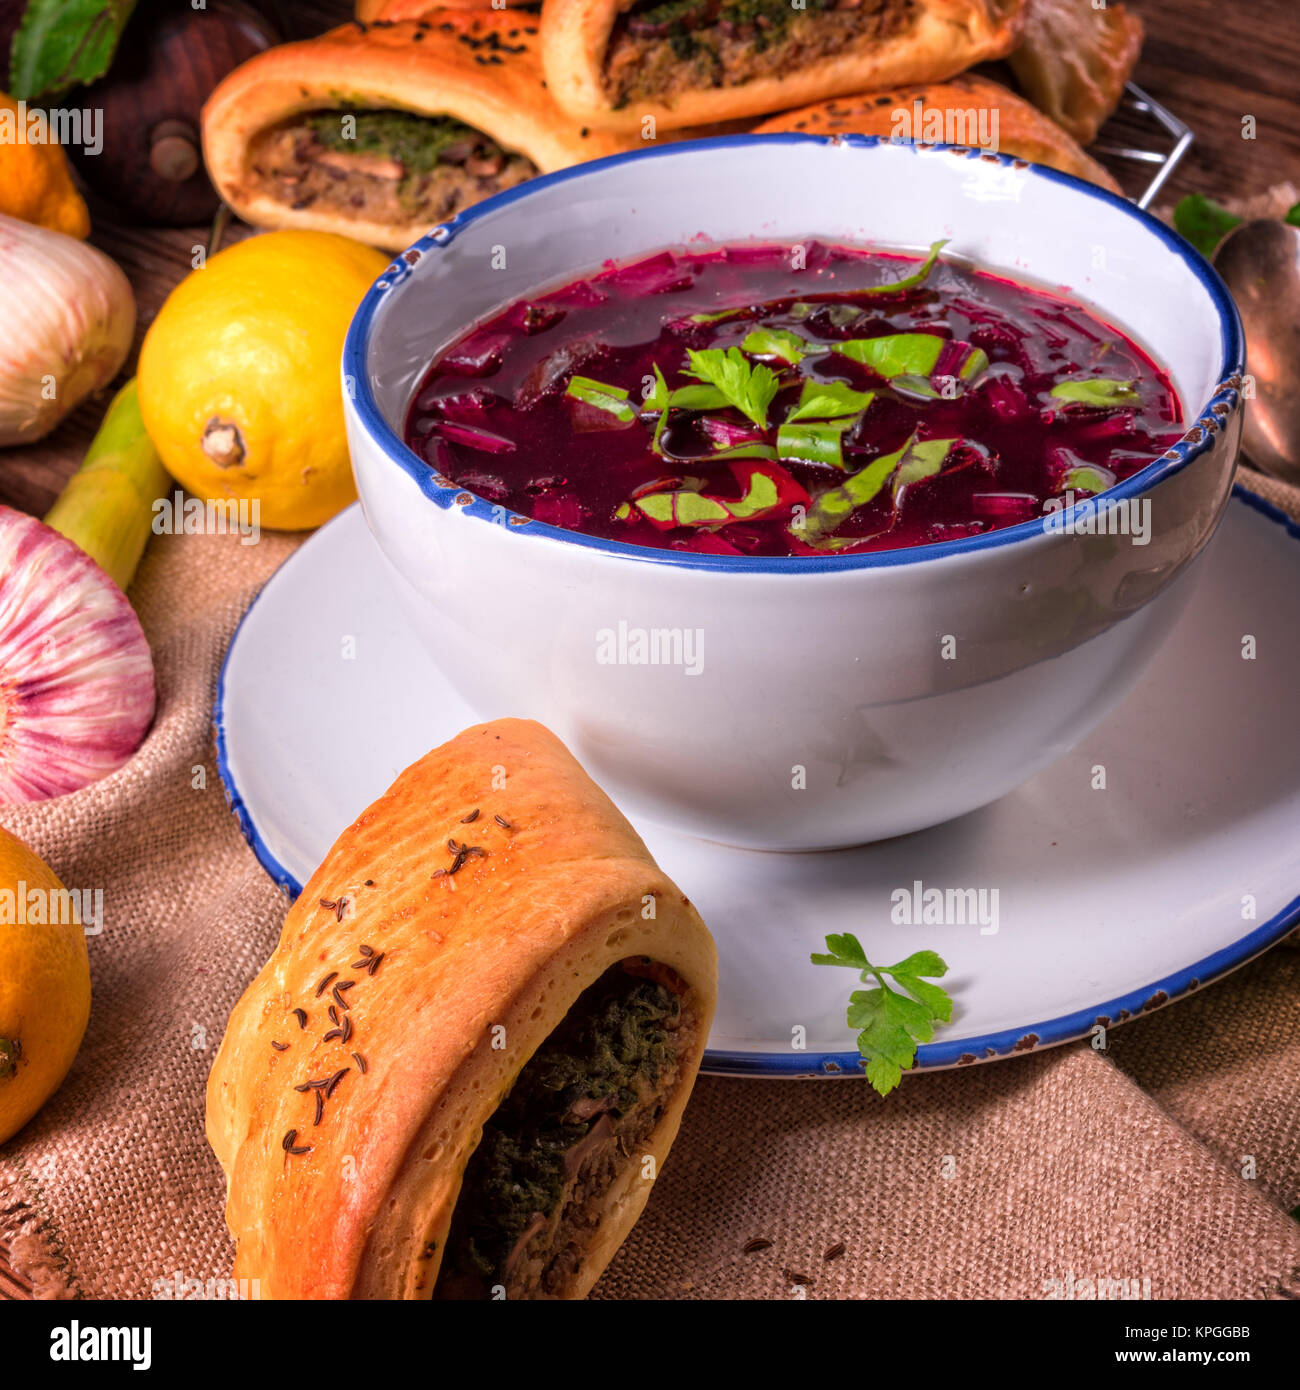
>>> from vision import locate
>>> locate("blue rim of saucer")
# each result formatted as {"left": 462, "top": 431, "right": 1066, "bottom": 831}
{"left": 342, "top": 133, "right": 1245, "bottom": 574}
{"left": 213, "top": 486, "right": 1300, "bottom": 1079}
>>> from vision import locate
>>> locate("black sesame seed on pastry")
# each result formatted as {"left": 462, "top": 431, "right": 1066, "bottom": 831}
{"left": 755, "top": 72, "right": 1121, "bottom": 191}
{"left": 540, "top": 0, "right": 1027, "bottom": 133}
{"left": 201, "top": 13, "right": 637, "bottom": 251}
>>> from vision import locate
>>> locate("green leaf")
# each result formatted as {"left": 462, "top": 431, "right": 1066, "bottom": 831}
{"left": 1173, "top": 193, "right": 1242, "bottom": 258}
{"left": 646, "top": 364, "right": 671, "bottom": 454}
{"left": 637, "top": 491, "right": 731, "bottom": 526}
{"left": 790, "top": 301, "right": 863, "bottom": 329}
{"left": 565, "top": 374, "right": 637, "bottom": 423}
{"left": 890, "top": 974, "right": 954, "bottom": 1021}
{"left": 883, "top": 950, "right": 949, "bottom": 979}
{"left": 890, "top": 373, "right": 944, "bottom": 400}
{"left": 688, "top": 306, "right": 749, "bottom": 325}
{"left": 892, "top": 438, "right": 954, "bottom": 497}
{"left": 1062, "top": 463, "right": 1116, "bottom": 494}
{"left": 1286, "top": 202, "right": 1300, "bottom": 229}
{"left": 959, "top": 346, "right": 989, "bottom": 382}
{"left": 799, "top": 435, "right": 955, "bottom": 544}
{"left": 785, "top": 380, "right": 875, "bottom": 423}
{"left": 1050, "top": 377, "right": 1139, "bottom": 408}
{"left": 707, "top": 442, "right": 777, "bottom": 462}
{"left": 833, "top": 333, "right": 944, "bottom": 380}
{"left": 811, "top": 934, "right": 954, "bottom": 1096}
{"left": 741, "top": 327, "right": 808, "bottom": 363}
{"left": 686, "top": 347, "right": 780, "bottom": 429}
{"left": 854, "top": 239, "right": 948, "bottom": 296}
{"left": 10, "top": 0, "right": 136, "bottom": 101}
{"left": 669, "top": 384, "right": 728, "bottom": 410}
{"left": 631, "top": 465, "right": 785, "bottom": 528}
{"left": 776, "top": 418, "right": 852, "bottom": 469}
{"left": 727, "top": 468, "right": 781, "bottom": 519}
{"left": 810, "top": 931, "right": 869, "bottom": 970}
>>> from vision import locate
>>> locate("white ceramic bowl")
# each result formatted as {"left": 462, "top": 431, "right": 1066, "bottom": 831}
{"left": 343, "top": 136, "right": 1244, "bottom": 851}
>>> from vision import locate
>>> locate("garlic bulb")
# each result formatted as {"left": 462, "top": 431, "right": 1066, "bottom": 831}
{"left": 0, "top": 213, "right": 135, "bottom": 446}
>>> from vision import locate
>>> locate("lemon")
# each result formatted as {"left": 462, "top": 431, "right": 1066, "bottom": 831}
{"left": 0, "top": 826, "right": 90, "bottom": 1145}
{"left": 138, "top": 230, "right": 389, "bottom": 531}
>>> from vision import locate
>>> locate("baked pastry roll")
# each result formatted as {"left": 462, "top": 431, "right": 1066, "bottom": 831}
{"left": 201, "top": 14, "right": 634, "bottom": 251}
{"left": 755, "top": 72, "right": 1120, "bottom": 191}
{"left": 539, "top": 0, "right": 1026, "bottom": 133}
{"left": 207, "top": 719, "right": 717, "bottom": 1300}
{"left": 1006, "top": 0, "right": 1142, "bottom": 145}
{"left": 357, "top": 0, "right": 505, "bottom": 17}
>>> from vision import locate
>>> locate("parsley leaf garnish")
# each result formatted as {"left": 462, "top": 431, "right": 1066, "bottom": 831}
{"left": 811, "top": 932, "right": 953, "bottom": 1095}
{"left": 685, "top": 347, "right": 780, "bottom": 429}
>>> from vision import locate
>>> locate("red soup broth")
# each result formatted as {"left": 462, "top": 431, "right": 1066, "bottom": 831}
{"left": 403, "top": 241, "right": 1184, "bottom": 558}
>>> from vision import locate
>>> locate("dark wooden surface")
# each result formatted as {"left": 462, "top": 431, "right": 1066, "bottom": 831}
{"left": 4, "top": 0, "right": 1298, "bottom": 517}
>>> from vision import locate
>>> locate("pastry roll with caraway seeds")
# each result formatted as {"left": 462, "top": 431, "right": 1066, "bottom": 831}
{"left": 539, "top": 0, "right": 1026, "bottom": 133}
{"left": 201, "top": 14, "right": 635, "bottom": 251}
{"left": 207, "top": 719, "right": 717, "bottom": 1299}
{"left": 754, "top": 73, "right": 1121, "bottom": 191}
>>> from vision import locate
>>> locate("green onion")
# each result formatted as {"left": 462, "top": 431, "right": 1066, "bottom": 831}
{"left": 833, "top": 333, "right": 944, "bottom": 380}
{"left": 1049, "top": 378, "right": 1139, "bottom": 408}
{"left": 565, "top": 374, "right": 637, "bottom": 423}
{"left": 785, "top": 380, "right": 875, "bottom": 422}
{"left": 777, "top": 419, "right": 852, "bottom": 469}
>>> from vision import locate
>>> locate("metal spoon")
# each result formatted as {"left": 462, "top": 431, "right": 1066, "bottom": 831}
{"left": 1212, "top": 219, "right": 1300, "bottom": 485}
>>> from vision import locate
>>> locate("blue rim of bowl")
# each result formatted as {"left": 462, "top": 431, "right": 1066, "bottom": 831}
{"left": 214, "top": 485, "right": 1300, "bottom": 1079}
{"left": 342, "top": 132, "right": 1245, "bottom": 574}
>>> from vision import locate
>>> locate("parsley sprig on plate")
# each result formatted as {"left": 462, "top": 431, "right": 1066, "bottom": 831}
{"left": 811, "top": 933, "right": 953, "bottom": 1095}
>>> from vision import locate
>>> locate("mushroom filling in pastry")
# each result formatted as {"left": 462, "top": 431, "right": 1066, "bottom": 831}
{"left": 247, "top": 108, "right": 538, "bottom": 224}
{"left": 434, "top": 960, "right": 699, "bottom": 1299}
{"left": 605, "top": 0, "right": 919, "bottom": 107}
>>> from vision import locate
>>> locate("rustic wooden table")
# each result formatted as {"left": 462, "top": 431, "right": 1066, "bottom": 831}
{"left": 0, "top": 0, "right": 1297, "bottom": 1301}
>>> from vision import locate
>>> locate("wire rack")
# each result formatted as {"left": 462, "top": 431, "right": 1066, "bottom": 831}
{"left": 1091, "top": 81, "right": 1194, "bottom": 210}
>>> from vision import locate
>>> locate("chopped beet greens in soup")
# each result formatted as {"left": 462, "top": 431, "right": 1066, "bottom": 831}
{"left": 405, "top": 240, "right": 1183, "bottom": 557}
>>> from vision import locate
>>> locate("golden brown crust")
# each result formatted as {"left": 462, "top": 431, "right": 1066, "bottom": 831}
{"left": 755, "top": 72, "right": 1120, "bottom": 191}
{"left": 357, "top": 0, "right": 499, "bottom": 17}
{"left": 201, "top": 15, "right": 635, "bottom": 251}
{"left": 1007, "top": 0, "right": 1142, "bottom": 145}
{"left": 207, "top": 719, "right": 717, "bottom": 1300}
{"left": 539, "top": 0, "right": 1025, "bottom": 132}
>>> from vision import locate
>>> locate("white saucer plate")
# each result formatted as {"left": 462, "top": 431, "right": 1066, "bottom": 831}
{"left": 216, "top": 489, "right": 1300, "bottom": 1077}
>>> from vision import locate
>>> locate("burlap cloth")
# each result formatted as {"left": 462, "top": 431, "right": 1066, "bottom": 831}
{"left": 1, "top": 467, "right": 1298, "bottom": 1302}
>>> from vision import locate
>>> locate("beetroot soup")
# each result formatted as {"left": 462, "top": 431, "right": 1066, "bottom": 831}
{"left": 404, "top": 241, "right": 1183, "bottom": 557}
